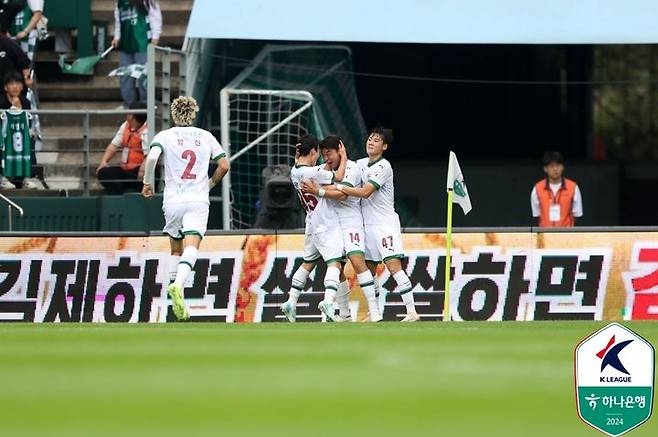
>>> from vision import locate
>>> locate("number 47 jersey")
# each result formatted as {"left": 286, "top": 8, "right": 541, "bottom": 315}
{"left": 150, "top": 126, "right": 226, "bottom": 206}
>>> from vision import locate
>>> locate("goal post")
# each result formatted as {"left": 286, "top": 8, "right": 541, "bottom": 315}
{"left": 220, "top": 88, "right": 319, "bottom": 230}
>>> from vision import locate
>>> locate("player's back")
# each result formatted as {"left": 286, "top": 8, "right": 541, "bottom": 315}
{"left": 152, "top": 126, "right": 225, "bottom": 206}
{"left": 290, "top": 164, "right": 338, "bottom": 234}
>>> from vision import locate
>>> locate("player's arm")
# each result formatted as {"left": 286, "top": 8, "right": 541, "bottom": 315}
{"left": 142, "top": 145, "right": 163, "bottom": 198}
{"left": 332, "top": 141, "right": 348, "bottom": 182}
{"left": 301, "top": 180, "right": 347, "bottom": 201}
{"left": 336, "top": 181, "right": 377, "bottom": 199}
{"left": 209, "top": 156, "right": 230, "bottom": 189}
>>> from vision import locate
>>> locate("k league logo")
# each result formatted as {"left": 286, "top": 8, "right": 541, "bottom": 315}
{"left": 575, "top": 323, "right": 655, "bottom": 436}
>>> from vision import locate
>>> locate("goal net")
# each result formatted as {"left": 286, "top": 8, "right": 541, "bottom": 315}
{"left": 220, "top": 45, "right": 367, "bottom": 230}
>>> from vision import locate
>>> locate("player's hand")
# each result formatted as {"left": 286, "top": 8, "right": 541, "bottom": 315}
{"left": 111, "top": 38, "right": 120, "bottom": 49}
{"left": 150, "top": 38, "right": 159, "bottom": 46}
{"left": 16, "top": 31, "right": 27, "bottom": 40}
{"left": 301, "top": 179, "right": 320, "bottom": 195}
{"left": 338, "top": 141, "right": 348, "bottom": 158}
{"left": 142, "top": 184, "right": 154, "bottom": 198}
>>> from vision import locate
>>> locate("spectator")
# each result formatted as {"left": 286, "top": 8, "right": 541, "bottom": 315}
{"left": 9, "top": 0, "right": 42, "bottom": 63}
{"left": 0, "top": 70, "right": 41, "bottom": 189}
{"left": 531, "top": 151, "right": 583, "bottom": 227}
{"left": 96, "top": 102, "right": 148, "bottom": 194}
{"left": 112, "top": 0, "right": 162, "bottom": 108}
{"left": 0, "top": 1, "right": 24, "bottom": 35}
{"left": 0, "top": 28, "right": 32, "bottom": 90}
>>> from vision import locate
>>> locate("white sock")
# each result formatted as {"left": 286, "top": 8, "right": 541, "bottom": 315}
{"left": 393, "top": 270, "right": 416, "bottom": 314}
{"left": 174, "top": 246, "right": 198, "bottom": 289}
{"left": 373, "top": 275, "right": 386, "bottom": 313}
{"left": 336, "top": 281, "right": 351, "bottom": 318}
{"left": 168, "top": 255, "right": 180, "bottom": 284}
{"left": 288, "top": 267, "right": 310, "bottom": 305}
{"left": 357, "top": 271, "right": 379, "bottom": 315}
{"left": 324, "top": 265, "right": 340, "bottom": 303}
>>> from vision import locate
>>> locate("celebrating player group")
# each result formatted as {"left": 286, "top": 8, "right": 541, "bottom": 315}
{"left": 142, "top": 96, "right": 417, "bottom": 322}
{"left": 283, "top": 128, "right": 420, "bottom": 322}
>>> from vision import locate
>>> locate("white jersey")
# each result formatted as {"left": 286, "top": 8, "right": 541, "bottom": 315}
{"left": 290, "top": 164, "right": 338, "bottom": 234}
{"left": 359, "top": 157, "right": 401, "bottom": 227}
{"left": 150, "top": 126, "right": 225, "bottom": 206}
{"left": 335, "top": 159, "right": 363, "bottom": 225}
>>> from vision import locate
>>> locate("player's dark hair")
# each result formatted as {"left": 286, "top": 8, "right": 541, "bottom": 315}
{"left": 129, "top": 101, "right": 147, "bottom": 125}
{"left": 320, "top": 135, "right": 341, "bottom": 151}
{"left": 296, "top": 134, "right": 318, "bottom": 156}
{"left": 542, "top": 151, "right": 564, "bottom": 166}
{"left": 3, "top": 71, "right": 23, "bottom": 86}
{"left": 129, "top": 0, "right": 155, "bottom": 14}
{"left": 369, "top": 126, "right": 393, "bottom": 147}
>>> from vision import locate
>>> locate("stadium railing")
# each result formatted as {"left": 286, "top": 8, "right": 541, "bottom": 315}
{"left": 0, "top": 193, "right": 24, "bottom": 231}
{"left": 25, "top": 108, "right": 148, "bottom": 195}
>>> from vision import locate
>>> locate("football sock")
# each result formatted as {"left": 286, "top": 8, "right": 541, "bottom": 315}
{"left": 393, "top": 270, "right": 416, "bottom": 313}
{"left": 336, "top": 280, "right": 351, "bottom": 318}
{"left": 174, "top": 246, "right": 198, "bottom": 289}
{"left": 324, "top": 265, "right": 341, "bottom": 303}
{"left": 288, "top": 266, "right": 310, "bottom": 305}
{"left": 357, "top": 271, "right": 379, "bottom": 314}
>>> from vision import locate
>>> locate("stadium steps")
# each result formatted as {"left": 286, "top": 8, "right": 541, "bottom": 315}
{"left": 31, "top": 0, "right": 192, "bottom": 190}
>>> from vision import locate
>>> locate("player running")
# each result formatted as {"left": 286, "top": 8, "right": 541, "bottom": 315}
{"left": 302, "top": 135, "right": 383, "bottom": 322}
{"left": 304, "top": 127, "right": 419, "bottom": 322}
{"left": 142, "top": 96, "right": 230, "bottom": 321}
{"left": 280, "top": 134, "right": 346, "bottom": 322}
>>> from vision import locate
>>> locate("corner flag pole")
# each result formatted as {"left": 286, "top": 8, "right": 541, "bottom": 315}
{"left": 443, "top": 188, "right": 454, "bottom": 321}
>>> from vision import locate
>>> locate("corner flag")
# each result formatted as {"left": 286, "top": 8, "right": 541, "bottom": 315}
{"left": 446, "top": 151, "right": 472, "bottom": 215}
{"left": 444, "top": 151, "right": 472, "bottom": 322}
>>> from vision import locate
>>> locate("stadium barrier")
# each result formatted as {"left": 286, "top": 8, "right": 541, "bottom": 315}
{"left": 0, "top": 227, "right": 656, "bottom": 323}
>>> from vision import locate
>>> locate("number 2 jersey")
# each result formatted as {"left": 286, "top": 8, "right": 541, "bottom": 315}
{"left": 290, "top": 164, "right": 338, "bottom": 234}
{"left": 150, "top": 126, "right": 226, "bottom": 206}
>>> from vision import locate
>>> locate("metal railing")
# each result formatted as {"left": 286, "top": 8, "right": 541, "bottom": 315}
{"left": 23, "top": 108, "right": 148, "bottom": 196}
{"left": 0, "top": 193, "right": 24, "bottom": 231}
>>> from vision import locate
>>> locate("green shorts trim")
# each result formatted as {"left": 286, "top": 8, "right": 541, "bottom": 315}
{"left": 179, "top": 260, "right": 193, "bottom": 269}
{"left": 345, "top": 250, "right": 365, "bottom": 258}
{"left": 181, "top": 230, "right": 204, "bottom": 239}
{"left": 383, "top": 254, "right": 405, "bottom": 262}
{"left": 365, "top": 259, "right": 382, "bottom": 264}
{"left": 324, "top": 257, "right": 343, "bottom": 265}
{"left": 165, "top": 232, "right": 184, "bottom": 240}
{"left": 303, "top": 256, "right": 321, "bottom": 264}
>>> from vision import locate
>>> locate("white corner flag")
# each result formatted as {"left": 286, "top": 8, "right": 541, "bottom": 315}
{"left": 446, "top": 151, "right": 472, "bottom": 215}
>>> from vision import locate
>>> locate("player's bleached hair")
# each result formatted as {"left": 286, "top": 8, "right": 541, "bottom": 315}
{"left": 171, "top": 96, "right": 199, "bottom": 127}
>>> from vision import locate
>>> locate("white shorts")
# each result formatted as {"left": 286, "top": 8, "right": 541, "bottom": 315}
{"left": 364, "top": 223, "right": 404, "bottom": 263}
{"left": 304, "top": 227, "right": 344, "bottom": 264}
{"left": 163, "top": 201, "right": 209, "bottom": 239}
{"left": 341, "top": 222, "right": 366, "bottom": 257}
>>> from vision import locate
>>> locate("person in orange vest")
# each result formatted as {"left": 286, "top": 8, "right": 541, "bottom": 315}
{"left": 530, "top": 151, "right": 583, "bottom": 227}
{"left": 96, "top": 102, "right": 148, "bottom": 194}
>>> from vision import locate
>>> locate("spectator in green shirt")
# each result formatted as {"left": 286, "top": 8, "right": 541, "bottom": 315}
{"left": 112, "top": 0, "right": 162, "bottom": 108}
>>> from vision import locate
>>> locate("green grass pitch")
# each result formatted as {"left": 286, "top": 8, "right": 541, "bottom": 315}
{"left": 1, "top": 322, "right": 656, "bottom": 436}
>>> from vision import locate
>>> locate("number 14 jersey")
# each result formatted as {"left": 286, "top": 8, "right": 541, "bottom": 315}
{"left": 150, "top": 126, "right": 226, "bottom": 206}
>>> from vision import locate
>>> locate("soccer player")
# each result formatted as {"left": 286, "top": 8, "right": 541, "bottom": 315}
{"left": 142, "top": 96, "right": 230, "bottom": 321}
{"left": 304, "top": 127, "right": 419, "bottom": 322}
{"left": 302, "top": 135, "right": 383, "bottom": 322}
{"left": 280, "top": 134, "right": 346, "bottom": 322}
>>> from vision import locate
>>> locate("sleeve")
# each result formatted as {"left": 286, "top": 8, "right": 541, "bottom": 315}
{"left": 209, "top": 133, "right": 226, "bottom": 160}
{"left": 10, "top": 40, "right": 30, "bottom": 71}
{"left": 28, "top": 0, "right": 44, "bottom": 11}
{"left": 341, "top": 163, "right": 359, "bottom": 187}
{"left": 150, "top": 131, "right": 166, "bottom": 152}
{"left": 530, "top": 187, "right": 540, "bottom": 217}
{"left": 315, "top": 167, "right": 334, "bottom": 185}
{"left": 366, "top": 162, "right": 392, "bottom": 190}
{"left": 572, "top": 185, "right": 583, "bottom": 217}
{"left": 114, "top": 5, "right": 121, "bottom": 39}
{"left": 148, "top": 2, "right": 163, "bottom": 40}
{"left": 111, "top": 122, "right": 126, "bottom": 148}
